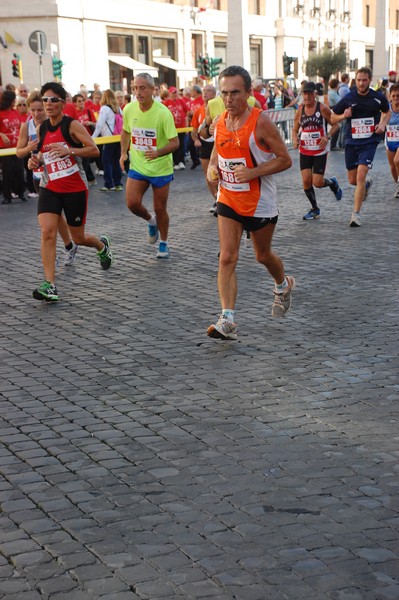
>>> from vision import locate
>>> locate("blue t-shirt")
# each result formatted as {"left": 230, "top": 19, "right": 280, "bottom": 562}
{"left": 332, "top": 88, "right": 389, "bottom": 145}
{"left": 385, "top": 106, "right": 399, "bottom": 151}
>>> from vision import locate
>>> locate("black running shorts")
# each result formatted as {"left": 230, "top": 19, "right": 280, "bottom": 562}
{"left": 216, "top": 202, "right": 278, "bottom": 232}
{"left": 38, "top": 187, "right": 88, "bottom": 227}
{"left": 299, "top": 153, "right": 328, "bottom": 174}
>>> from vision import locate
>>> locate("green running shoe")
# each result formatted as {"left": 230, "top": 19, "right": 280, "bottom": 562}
{"left": 32, "top": 281, "right": 59, "bottom": 302}
{"left": 97, "top": 235, "right": 113, "bottom": 270}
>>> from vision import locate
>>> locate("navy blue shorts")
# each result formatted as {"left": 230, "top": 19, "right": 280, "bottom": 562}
{"left": 345, "top": 142, "right": 379, "bottom": 171}
{"left": 128, "top": 169, "right": 173, "bottom": 188}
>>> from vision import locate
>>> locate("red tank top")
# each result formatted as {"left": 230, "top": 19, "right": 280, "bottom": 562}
{"left": 41, "top": 119, "right": 87, "bottom": 193}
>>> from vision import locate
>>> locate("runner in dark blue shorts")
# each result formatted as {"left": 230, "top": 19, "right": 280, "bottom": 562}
{"left": 331, "top": 67, "right": 390, "bottom": 227}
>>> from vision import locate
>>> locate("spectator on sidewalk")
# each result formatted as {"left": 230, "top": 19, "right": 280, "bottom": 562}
{"left": 92, "top": 89, "right": 123, "bottom": 192}
{"left": 0, "top": 90, "right": 26, "bottom": 204}
{"left": 163, "top": 86, "right": 188, "bottom": 170}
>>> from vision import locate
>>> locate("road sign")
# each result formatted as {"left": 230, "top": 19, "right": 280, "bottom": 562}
{"left": 29, "top": 30, "right": 47, "bottom": 55}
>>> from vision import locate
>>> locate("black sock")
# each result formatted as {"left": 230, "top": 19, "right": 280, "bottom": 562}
{"left": 65, "top": 242, "right": 73, "bottom": 251}
{"left": 304, "top": 187, "right": 318, "bottom": 210}
{"left": 324, "top": 178, "right": 335, "bottom": 189}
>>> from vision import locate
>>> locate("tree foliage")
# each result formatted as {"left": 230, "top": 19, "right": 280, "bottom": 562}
{"left": 305, "top": 49, "right": 347, "bottom": 92}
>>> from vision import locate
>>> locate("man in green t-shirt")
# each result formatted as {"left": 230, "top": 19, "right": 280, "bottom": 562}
{"left": 120, "top": 73, "right": 179, "bottom": 258}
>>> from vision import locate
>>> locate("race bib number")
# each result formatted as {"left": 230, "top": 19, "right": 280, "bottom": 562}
{"left": 131, "top": 128, "right": 157, "bottom": 152}
{"left": 218, "top": 157, "right": 250, "bottom": 192}
{"left": 42, "top": 145, "right": 79, "bottom": 180}
{"left": 386, "top": 124, "right": 399, "bottom": 140}
{"left": 351, "top": 117, "right": 375, "bottom": 139}
{"left": 300, "top": 130, "right": 322, "bottom": 152}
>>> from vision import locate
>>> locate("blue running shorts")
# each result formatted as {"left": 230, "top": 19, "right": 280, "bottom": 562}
{"left": 345, "top": 142, "right": 379, "bottom": 171}
{"left": 128, "top": 169, "right": 174, "bottom": 188}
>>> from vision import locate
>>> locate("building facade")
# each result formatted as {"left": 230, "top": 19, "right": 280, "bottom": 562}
{"left": 0, "top": 0, "right": 398, "bottom": 93}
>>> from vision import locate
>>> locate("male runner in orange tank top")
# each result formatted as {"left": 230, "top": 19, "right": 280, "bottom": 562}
{"left": 206, "top": 66, "right": 295, "bottom": 340}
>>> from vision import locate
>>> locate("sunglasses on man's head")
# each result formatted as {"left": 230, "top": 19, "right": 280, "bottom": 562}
{"left": 42, "top": 97, "right": 63, "bottom": 103}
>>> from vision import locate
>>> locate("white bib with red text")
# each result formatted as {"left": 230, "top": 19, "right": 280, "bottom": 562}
{"left": 42, "top": 144, "right": 80, "bottom": 181}
{"left": 218, "top": 157, "right": 250, "bottom": 192}
{"left": 351, "top": 117, "right": 375, "bottom": 139}
{"left": 131, "top": 128, "right": 157, "bottom": 152}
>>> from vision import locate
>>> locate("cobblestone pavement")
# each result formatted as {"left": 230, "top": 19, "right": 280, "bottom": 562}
{"left": 0, "top": 144, "right": 398, "bottom": 600}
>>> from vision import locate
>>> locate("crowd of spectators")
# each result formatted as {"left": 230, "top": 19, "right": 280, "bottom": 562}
{"left": 1, "top": 69, "right": 398, "bottom": 203}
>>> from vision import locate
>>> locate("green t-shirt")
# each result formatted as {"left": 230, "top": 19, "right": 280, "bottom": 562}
{"left": 123, "top": 100, "right": 177, "bottom": 176}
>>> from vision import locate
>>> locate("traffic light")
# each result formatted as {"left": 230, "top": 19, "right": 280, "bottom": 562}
{"left": 12, "top": 53, "right": 20, "bottom": 78}
{"left": 52, "top": 57, "right": 63, "bottom": 79}
{"left": 202, "top": 55, "right": 210, "bottom": 78}
{"left": 283, "top": 53, "right": 293, "bottom": 76}
{"left": 197, "top": 53, "right": 205, "bottom": 76}
{"left": 209, "top": 57, "right": 223, "bottom": 78}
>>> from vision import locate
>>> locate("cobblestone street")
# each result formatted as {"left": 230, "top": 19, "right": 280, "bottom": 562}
{"left": 0, "top": 144, "right": 398, "bottom": 600}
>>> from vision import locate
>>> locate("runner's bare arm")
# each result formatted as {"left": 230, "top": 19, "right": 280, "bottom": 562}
{"left": 376, "top": 109, "right": 391, "bottom": 134}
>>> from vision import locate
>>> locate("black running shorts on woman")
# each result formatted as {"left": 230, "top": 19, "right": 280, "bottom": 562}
{"left": 38, "top": 188, "right": 88, "bottom": 227}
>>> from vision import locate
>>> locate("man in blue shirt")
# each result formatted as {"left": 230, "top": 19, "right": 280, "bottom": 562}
{"left": 331, "top": 67, "right": 390, "bottom": 227}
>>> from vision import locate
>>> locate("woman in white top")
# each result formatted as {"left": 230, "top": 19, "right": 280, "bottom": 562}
{"left": 92, "top": 89, "right": 123, "bottom": 192}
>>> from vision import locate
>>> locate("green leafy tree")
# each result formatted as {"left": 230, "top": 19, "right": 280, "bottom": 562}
{"left": 305, "top": 49, "right": 347, "bottom": 93}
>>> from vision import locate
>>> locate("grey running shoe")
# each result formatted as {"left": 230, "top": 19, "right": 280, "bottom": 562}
{"left": 394, "top": 182, "right": 399, "bottom": 198}
{"left": 64, "top": 242, "right": 78, "bottom": 266}
{"left": 364, "top": 178, "right": 372, "bottom": 201}
{"left": 207, "top": 316, "right": 237, "bottom": 340}
{"left": 349, "top": 212, "right": 361, "bottom": 227}
{"left": 32, "top": 281, "right": 59, "bottom": 302}
{"left": 97, "top": 235, "right": 113, "bottom": 270}
{"left": 271, "top": 276, "right": 296, "bottom": 317}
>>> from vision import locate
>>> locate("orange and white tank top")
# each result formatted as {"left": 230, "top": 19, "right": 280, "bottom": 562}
{"left": 215, "top": 108, "right": 278, "bottom": 218}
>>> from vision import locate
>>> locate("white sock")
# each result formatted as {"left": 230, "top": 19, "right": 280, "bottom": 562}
{"left": 222, "top": 309, "right": 235, "bottom": 322}
{"left": 148, "top": 215, "right": 157, "bottom": 226}
{"left": 275, "top": 278, "right": 288, "bottom": 293}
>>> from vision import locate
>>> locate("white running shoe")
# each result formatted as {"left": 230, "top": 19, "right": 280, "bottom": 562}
{"left": 178, "top": 162, "right": 186, "bottom": 170}
{"left": 64, "top": 242, "right": 79, "bottom": 266}
{"left": 271, "top": 276, "right": 296, "bottom": 317}
{"left": 207, "top": 316, "right": 237, "bottom": 340}
{"left": 349, "top": 213, "right": 361, "bottom": 227}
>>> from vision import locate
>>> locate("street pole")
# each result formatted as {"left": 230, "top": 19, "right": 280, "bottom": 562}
{"left": 37, "top": 31, "right": 43, "bottom": 86}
